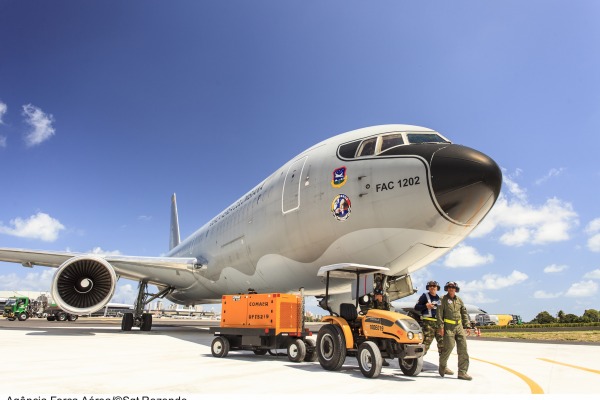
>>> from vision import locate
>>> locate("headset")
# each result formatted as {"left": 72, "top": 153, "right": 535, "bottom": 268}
{"left": 444, "top": 281, "right": 460, "bottom": 292}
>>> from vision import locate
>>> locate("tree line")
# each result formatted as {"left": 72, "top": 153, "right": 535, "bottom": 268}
{"left": 529, "top": 309, "right": 599, "bottom": 324}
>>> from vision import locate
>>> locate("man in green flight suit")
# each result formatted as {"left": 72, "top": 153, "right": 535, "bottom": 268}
{"left": 436, "top": 281, "right": 472, "bottom": 380}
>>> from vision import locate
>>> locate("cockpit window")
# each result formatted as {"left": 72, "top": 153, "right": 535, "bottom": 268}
{"left": 381, "top": 134, "right": 404, "bottom": 152}
{"left": 357, "top": 137, "right": 377, "bottom": 157}
{"left": 407, "top": 133, "right": 449, "bottom": 144}
{"left": 338, "top": 140, "right": 361, "bottom": 159}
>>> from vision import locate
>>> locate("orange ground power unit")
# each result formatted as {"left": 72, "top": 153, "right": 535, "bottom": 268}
{"left": 220, "top": 293, "right": 303, "bottom": 334}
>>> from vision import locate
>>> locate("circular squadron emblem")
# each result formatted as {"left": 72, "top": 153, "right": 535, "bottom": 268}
{"left": 331, "top": 194, "right": 351, "bottom": 221}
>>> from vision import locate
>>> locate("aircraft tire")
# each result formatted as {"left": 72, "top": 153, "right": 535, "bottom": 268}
{"left": 287, "top": 338, "right": 306, "bottom": 363}
{"left": 316, "top": 324, "right": 346, "bottom": 371}
{"left": 358, "top": 341, "right": 382, "bottom": 378}
{"left": 211, "top": 336, "right": 230, "bottom": 358}
{"left": 303, "top": 337, "right": 318, "bottom": 362}
{"left": 399, "top": 355, "right": 424, "bottom": 376}
{"left": 121, "top": 313, "right": 134, "bottom": 331}
{"left": 140, "top": 313, "right": 152, "bottom": 331}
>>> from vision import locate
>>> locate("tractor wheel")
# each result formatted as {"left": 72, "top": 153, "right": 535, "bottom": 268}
{"left": 399, "top": 356, "right": 424, "bottom": 376}
{"left": 316, "top": 324, "right": 346, "bottom": 371}
{"left": 57, "top": 312, "right": 67, "bottom": 322}
{"left": 121, "top": 313, "right": 134, "bottom": 331}
{"left": 287, "top": 338, "right": 306, "bottom": 363}
{"left": 46, "top": 316, "right": 56, "bottom": 321}
{"left": 211, "top": 336, "right": 230, "bottom": 358}
{"left": 358, "top": 341, "right": 383, "bottom": 378}
{"left": 303, "top": 337, "right": 318, "bottom": 362}
{"left": 18, "top": 313, "right": 28, "bottom": 321}
{"left": 68, "top": 314, "right": 78, "bottom": 321}
{"left": 140, "top": 313, "right": 152, "bottom": 331}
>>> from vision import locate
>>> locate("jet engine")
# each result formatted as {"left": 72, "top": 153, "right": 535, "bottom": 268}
{"left": 51, "top": 256, "right": 117, "bottom": 315}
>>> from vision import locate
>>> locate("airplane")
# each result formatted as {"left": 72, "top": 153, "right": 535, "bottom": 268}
{"left": 0, "top": 124, "right": 502, "bottom": 331}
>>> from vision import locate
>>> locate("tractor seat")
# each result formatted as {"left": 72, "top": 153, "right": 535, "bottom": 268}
{"left": 340, "top": 303, "right": 361, "bottom": 329}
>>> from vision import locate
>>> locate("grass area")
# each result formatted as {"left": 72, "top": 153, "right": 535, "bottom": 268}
{"left": 479, "top": 330, "right": 600, "bottom": 343}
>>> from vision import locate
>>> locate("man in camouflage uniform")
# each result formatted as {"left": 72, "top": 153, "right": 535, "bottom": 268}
{"left": 415, "top": 280, "right": 454, "bottom": 375}
{"left": 436, "top": 281, "right": 472, "bottom": 380}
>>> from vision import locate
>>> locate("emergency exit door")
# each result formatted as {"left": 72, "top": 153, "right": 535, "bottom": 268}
{"left": 281, "top": 156, "right": 307, "bottom": 214}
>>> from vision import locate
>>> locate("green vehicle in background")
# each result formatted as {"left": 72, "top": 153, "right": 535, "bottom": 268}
{"left": 3, "top": 295, "right": 78, "bottom": 322}
{"left": 3, "top": 296, "right": 34, "bottom": 321}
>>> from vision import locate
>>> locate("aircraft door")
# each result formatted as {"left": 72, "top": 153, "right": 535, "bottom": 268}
{"left": 282, "top": 156, "right": 308, "bottom": 214}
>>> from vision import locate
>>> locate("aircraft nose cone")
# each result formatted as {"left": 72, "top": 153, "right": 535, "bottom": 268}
{"left": 430, "top": 144, "right": 502, "bottom": 225}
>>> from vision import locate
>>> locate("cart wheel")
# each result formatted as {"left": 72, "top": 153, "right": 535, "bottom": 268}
{"left": 358, "top": 341, "right": 382, "bottom": 378}
{"left": 316, "top": 324, "right": 346, "bottom": 371}
{"left": 253, "top": 349, "right": 267, "bottom": 355}
{"left": 287, "top": 338, "right": 306, "bottom": 363}
{"left": 399, "top": 356, "right": 423, "bottom": 376}
{"left": 303, "top": 337, "right": 317, "bottom": 362}
{"left": 211, "top": 336, "right": 230, "bottom": 358}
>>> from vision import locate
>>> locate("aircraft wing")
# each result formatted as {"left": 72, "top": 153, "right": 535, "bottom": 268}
{"left": 0, "top": 247, "right": 200, "bottom": 283}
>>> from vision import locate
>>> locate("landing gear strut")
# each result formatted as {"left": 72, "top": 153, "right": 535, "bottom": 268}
{"left": 121, "top": 280, "right": 172, "bottom": 332}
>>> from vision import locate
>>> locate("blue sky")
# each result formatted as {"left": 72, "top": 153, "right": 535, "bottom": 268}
{"left": 1, "top": 1, "right": 599, "bottom": 322}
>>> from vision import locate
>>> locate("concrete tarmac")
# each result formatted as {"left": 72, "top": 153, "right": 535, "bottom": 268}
{"left": 1, "top": 318, "right": 599, "bottom": 397}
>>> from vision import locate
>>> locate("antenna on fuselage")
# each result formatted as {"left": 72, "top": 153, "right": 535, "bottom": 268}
{"left": 170, "top": 193, "right": 181, "bottom": 250}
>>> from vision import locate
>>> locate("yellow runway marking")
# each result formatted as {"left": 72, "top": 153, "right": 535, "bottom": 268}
{"left": 471, "top": 356, "right": 544, "bottom": 394}
{"left": 538, "top": 358, "right": 600, "bottom": 375}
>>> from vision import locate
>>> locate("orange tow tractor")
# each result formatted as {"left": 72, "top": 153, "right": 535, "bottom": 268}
{"left": 209, "top": 290, "right": 316, "bottom": 363}
{"left": 316, "top": 264, "right": 425, "bottom": 378}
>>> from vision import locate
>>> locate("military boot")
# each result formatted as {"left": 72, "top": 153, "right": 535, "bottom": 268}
{"left": 457, "top": 372, "right": 472, "bottom": 381}
{"left": 438, "top": 365, "right": 445, "bottom": 377}
{"left": 444, "top": 367, "right": 454, "bottom": 375}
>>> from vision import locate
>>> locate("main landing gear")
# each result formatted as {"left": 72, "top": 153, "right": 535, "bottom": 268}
{"left": 121, "top": 280, "right": 172, "bottom": 332}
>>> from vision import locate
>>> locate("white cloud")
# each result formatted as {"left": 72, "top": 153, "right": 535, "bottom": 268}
{"left": 461, "top": 270, "right": 528, "bottom": 291}
{"left": 112, "top": 283, "right": 136, "bottom": 304}
{"left": 583, "top": 269, "right": 600, "bottom": 280}
{"left": 543, "top": 264, "right": 568, "bottom": 274}
{"left": 443, "top": 244, "right": 494, "bottom": 268}
{"left": 565, "top": 280, "right": 598, "bottom": 298}
{"left": 535, "top": 168, "right": 566, "bottom": 185}
{"left": 472, "top": 173, "right": 578, "bottom": 246}
{"left": 22, "top": 104, "right": 55, "bottom": 146}
{"left": 0, "top": 101, "right": 6, "bottom": 148}
{"left": 459, "top": 291, "right": 498, "bottom": 305}
{"left": 0, "top": 269, "right": 54, "bottom": 291}
{"left": 585, "top": 218, "right": 600, "bottom": 252}
{"left": 0, "top": 101, "right": 6, "bottom": 123}
{"left": 89, "top": 247, "right": 122, "bottom": 256}
{"left": 0, "top": 212, "right": 65, "bottom": 242}
{"left": 533, "top": 290, "right": 562, "bottom": 299}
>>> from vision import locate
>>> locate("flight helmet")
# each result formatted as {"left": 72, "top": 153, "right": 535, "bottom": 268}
{"left": 426, "top": 280, "right": 440, "bottom": 290}
{"left": 444, "top": 281, "right": 460, "bottom": 292}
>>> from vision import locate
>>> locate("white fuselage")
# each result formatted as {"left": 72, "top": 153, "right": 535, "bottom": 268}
{"left": 163, "top": 125, "right": 498, "bottom": 305}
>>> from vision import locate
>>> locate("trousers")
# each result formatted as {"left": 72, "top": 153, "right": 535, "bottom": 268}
{"left": 439, "top": 324, "right": 469, "bottom": 374}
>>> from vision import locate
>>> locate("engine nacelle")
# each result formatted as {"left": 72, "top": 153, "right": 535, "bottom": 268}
{"left": 51, "top": 256, "right": 117, "bottom": 315}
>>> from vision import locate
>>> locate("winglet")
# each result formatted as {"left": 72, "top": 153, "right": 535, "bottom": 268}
{"left": 170, "top": 193, "right": 181, "bottom": 250}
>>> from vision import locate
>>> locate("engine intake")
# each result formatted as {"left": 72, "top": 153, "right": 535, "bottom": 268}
{"left": 51, "top": 256, "right": 117, "bottom": 315}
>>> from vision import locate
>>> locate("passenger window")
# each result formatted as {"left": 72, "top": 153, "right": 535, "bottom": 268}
{"left": 381, "top": 134, "right": 404, "bottom": 152}
{"left": 357, "top": 138, "right": 377, "bottom": 157}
